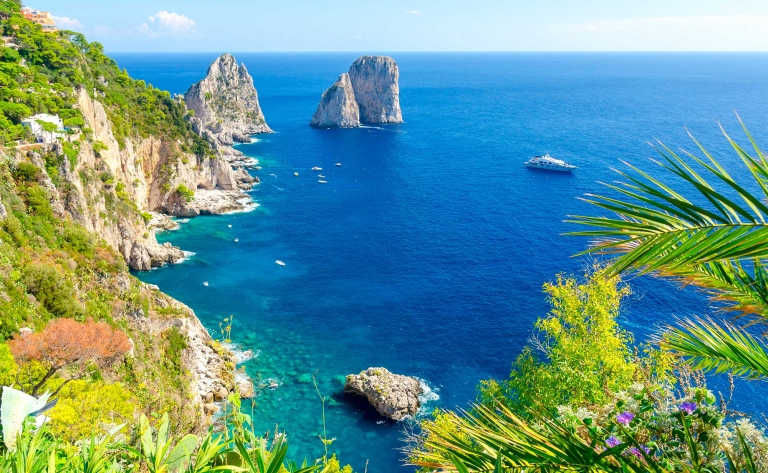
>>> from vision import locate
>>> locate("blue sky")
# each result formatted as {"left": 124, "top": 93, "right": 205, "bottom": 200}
{"left": 29, "top": 0, "right": 768, "bottom": 52}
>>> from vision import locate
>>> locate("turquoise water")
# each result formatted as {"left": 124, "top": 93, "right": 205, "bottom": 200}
{"left": 120, "top": 53, "right": 768, "bottom": 472}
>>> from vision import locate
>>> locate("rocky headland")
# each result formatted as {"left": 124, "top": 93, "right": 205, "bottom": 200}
{"left": 344, "top": 367, "right": 422, "bottom": 420}
{"left": 185, "top": 53, "right": 272, "bottom": 146}
{"left": 311, "top": 56, "right": 403, "bottom": 128}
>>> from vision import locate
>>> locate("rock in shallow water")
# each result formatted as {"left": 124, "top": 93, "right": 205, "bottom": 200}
{"left": 344, "top": 367, "right": 422, "bottom": 421}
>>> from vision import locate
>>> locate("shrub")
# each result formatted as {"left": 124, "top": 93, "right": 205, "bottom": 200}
{"left": 92, "top": 140, "right": 108, "bottom": 157}
{"left": 22, "top": 264, "right": 82, "bottom": 319}
{"left": 24, "top": 185, "right": 52, "bottom": 219}
{"left": 47, "top": 379, "right": 137, "bottom": 442}
{"left": 12, "top": 162, "right": 40, "bottom": 183}
{"left": 176, "top": 184, "right": 194, "bottom": 203}
{"left": 62, "top": 225, "right": 94, "bottom": 256}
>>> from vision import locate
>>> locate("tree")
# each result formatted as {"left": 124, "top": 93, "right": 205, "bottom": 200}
{"left": 9, "top": 318, "right": 131, "bottom": 396}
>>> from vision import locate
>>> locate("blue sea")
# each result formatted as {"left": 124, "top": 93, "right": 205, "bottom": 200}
{"left": 117, "top": 52, "right": 768, "bottom": 472}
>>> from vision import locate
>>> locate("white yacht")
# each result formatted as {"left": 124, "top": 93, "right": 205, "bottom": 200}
{"left": 525, "top": 154, "right": 577, "bottom": 172}
{"left": 312, "top": 166, "right": 322, "bottom": 171}
{"left": 275, "top": 260, "right": 286, "bottom": 266}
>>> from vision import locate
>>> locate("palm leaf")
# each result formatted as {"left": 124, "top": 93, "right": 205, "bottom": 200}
{"left": 657, "top": 317, "right": 768, "bottom": 380}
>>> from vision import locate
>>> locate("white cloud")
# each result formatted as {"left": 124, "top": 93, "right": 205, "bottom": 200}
{"left": 148, "top": 11, "right": 196, "bottom": 34}
{"left": 53, "top": 16, "right": 84, "bottom": 30}
{"left": 404, "top": 10, "right": 421, "bottom": 15}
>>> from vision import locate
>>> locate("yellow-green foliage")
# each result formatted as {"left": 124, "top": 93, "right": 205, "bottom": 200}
{"left": 47, "top": 379, "right": 137, "bottom": 442}
{"left": 480, "top": 269, "right": 668, "bottom": 415}
{"left": 0, "top": 343, "right": 18, "bottom": 386}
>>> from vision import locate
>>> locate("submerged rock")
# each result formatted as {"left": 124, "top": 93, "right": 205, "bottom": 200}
{"left": 348, "top": 56, "right": 403, "bottom": 124}
{"left": 185, "top": 54, "right": 271, "bottom": 145}
{"left": 310, "top": 73, "right": 360, "bottom": 128}
{"left": 344, "top": 367, "right": 422, "bottom": 420}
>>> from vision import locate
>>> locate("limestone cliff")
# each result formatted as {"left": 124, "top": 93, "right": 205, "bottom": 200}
{"left": 311, "top": 56, "right": 403, "bottom": 128}
{"left": 348, "top": 56, "right": 403, "bottom": 124}
{"left": 185, "top": 54, "right": 271, "bottom": 145}
{"left": 310, "top": 73, "right": 360, "bottom": 128}
{"left": 59, "top": 88, "right": 257, "bottom": 270}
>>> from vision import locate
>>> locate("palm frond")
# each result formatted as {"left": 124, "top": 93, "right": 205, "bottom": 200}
{"left": 409, "top": 403, "right": 651, "bottom": 473}
{"left": 657, "top": 317, "right": 768, "bottom": 380}
{"left": 567, "top": 122, "right": 768, "bottom": 317}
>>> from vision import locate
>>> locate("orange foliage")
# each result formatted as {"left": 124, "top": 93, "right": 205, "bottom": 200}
{"left": 10, "top": 318, "right": 131, "bottom": 371}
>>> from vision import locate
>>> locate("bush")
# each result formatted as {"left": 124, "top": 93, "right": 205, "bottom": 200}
{"left": 62, "top": 225, "right": 94, "bottom": 256}
{"left": 47, "top": 379, "right": 137, "bottom": 442}
{"left": 22, "top": 264, "right": 82, "bottom": 319}
{"left": 12, "top": 162, "right": 40, "bottom": 183}
{"left": 176, "top": 184, "right": 194, "bottom": 203}
{"left": 24, "top": 185, "right": 52, "bottom": 219}
{"left": 479, "top": 269, "right": 671, "bottom": 416}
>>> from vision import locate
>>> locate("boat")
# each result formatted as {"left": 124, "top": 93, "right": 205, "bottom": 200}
{"left": 318, "top": 180, "right": 327, "bottom": 184}
{"left": 275, "top": 260, "right": 285, "bottom": 266}
{"left": 234, "top": 238, "right": 239, "bottom": 242}
{"left": 312, "top": 166, "right": 322, "bottom": 171}
{"left": 203, "top": 281, "right": 209, "bottom": 286}
{"left": 524, "top": 154, "right": 577, "bottom": 172}
{"left": 317, "top": 174, "right": 325, "bottom": 178}
{"left": 294, "top": 172, "right": 299, "bottom": 176}
{"left": 335, "top": 163, "right": 341, "bottom": 167}
{"left": 228, "top": 224, "right": 232, "bottom": 228}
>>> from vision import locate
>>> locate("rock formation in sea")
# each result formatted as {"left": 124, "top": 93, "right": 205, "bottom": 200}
{"left": 185, "top": 54, "right": 271, "bottom": 145}
{"left": 310, "top": 56, "right": 403, "bottom": 128}
{"left": 344, "top": 367, "right": 422, "bottom": 420}
{"left": 348, "top": 56, "right": 403, "bottom": 124}
{"left": 310, "top": 73, "right": 360, "bottom": 128}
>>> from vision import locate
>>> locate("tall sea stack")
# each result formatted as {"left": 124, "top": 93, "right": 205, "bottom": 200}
{"left": 310, "top": 55, "right": 403, "bottom": 128}
{"left": 185, "top": 54, "right": 271, "bottom": 145}
{"left": 310, "top": 73, "right": 360, "bottom": 128}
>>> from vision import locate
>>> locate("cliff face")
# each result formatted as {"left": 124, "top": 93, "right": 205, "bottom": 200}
{"left": 311, "top": 56, "right": 403, "bottom": 128}
{"left": 348, "top": 56, "right": 403, "bottom": 124}
{"left": 64, "top": 88, "right": 257, "bottom": 269}
{"left": 185, "top": 54, "right": 271, "bottom": 145}
{"left": 310, "top": 73, "right": 360, "bottom": 128}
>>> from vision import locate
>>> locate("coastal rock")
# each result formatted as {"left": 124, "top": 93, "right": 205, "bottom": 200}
{"left": 236, "top": 376, "right": 256, "bottom": 399}
{"left": 344, "top": 367, "right": 422, "bottom": 420}
{"left": 185, "top": 54, "right": 271, "bottom": 146}
{"left": 310, "top": 73, "right": 360, "bottom": 128}
{"left": 348, "top": 56, "right": 403, "bottom": 124}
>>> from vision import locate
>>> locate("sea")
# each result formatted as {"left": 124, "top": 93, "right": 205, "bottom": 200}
{"left": 115, "top": 52, "right": 768, "bottom": 472}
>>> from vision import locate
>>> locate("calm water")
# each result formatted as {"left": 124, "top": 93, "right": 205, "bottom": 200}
{"left": 120, "top": 52, "right": 768, "bottom": 472}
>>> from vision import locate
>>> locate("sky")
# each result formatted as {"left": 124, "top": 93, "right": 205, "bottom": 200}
{"left": 27, "top": 0, "right": 768, "bottom": 52}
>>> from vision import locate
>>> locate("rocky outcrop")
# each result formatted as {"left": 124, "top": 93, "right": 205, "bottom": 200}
{"left": 310, "top": 73, "right": 360, "bottom": 128}
{"left": 185, "top": 54, "right": 271, "bottom": 145}
{"left": 0, "top": 201, "right": 6, "bottom": 221}
{"left": 311, "top": 56, "right": 402, "bottom": 128}
{"left": 344, "top": 367, "right": 422, "bottom": 420}
{"left": 348, "top": 56, "right": 402, "bottom": 124}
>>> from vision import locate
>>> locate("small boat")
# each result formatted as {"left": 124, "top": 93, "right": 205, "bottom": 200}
{"left": 335, "top": 163, "right": 341, "bottom": 167}
{"left": 524, "top": 154, "right": 577, "bottom": 172}
{"left": 312, "top": 166, "right": 322, "bottom": 171}
{"left": 228, "top": 224, "right": 232, "bottom": 228}
{"left": 318, "top": 180, "right": 327, "bottom": 184}
{"left": 294, "top": 172, "right": 299, "bottom": 176}
{"left": 234, "top": 238, "right": 239, "bottom": 242}
{"left": 275, "top": 260, "right": 286, "bottom": 266}
{"left": 317, "top": 174, "right": 325, "bottom": 178}
{"left": 203, "top": 281, "right": 209, "bottom": 286}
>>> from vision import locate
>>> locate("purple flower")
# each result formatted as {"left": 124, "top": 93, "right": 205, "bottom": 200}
{"left": 623, "top": 445, "right": 650, "bottom": 460}
{"left": 605, "top": 436, "right": 622, "bottom": 448}
{"left": 679, "top": 402, "right": 697, "bottom": 415}
{"left": 616, "top": 411, "right": 635, "bottom": 425}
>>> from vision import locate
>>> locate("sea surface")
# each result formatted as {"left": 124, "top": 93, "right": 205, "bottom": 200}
{"left": 117, "top": 52, "right": 768, "bottom": 472}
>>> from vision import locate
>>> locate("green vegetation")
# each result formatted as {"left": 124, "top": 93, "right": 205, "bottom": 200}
{"left": 0, "top": 394, "right": 354, "bottom": 473}
{"left": 176, "top": 183, "right": 195, "bottom": 203}
{"left": 0, "top": 0, "right": 210, "bottom": 156}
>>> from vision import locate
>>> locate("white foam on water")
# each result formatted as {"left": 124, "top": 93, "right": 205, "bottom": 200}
{"left": 222, "top": 344, "right": 259, "bottom": 364}
{"left": 414, "top": 378, "right": 441, "bottom": 419}
{"left": 174, "top": 251, "right": 196, "bottom": 264}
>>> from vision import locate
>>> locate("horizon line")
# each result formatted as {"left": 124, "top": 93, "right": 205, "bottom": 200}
{"left": 105, "top": 50, "right": 768, "bottom": 54}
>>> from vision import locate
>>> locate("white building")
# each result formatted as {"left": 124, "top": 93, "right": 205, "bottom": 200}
{"left": 21, "top": 113, "right": 64, "bottom": 143}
